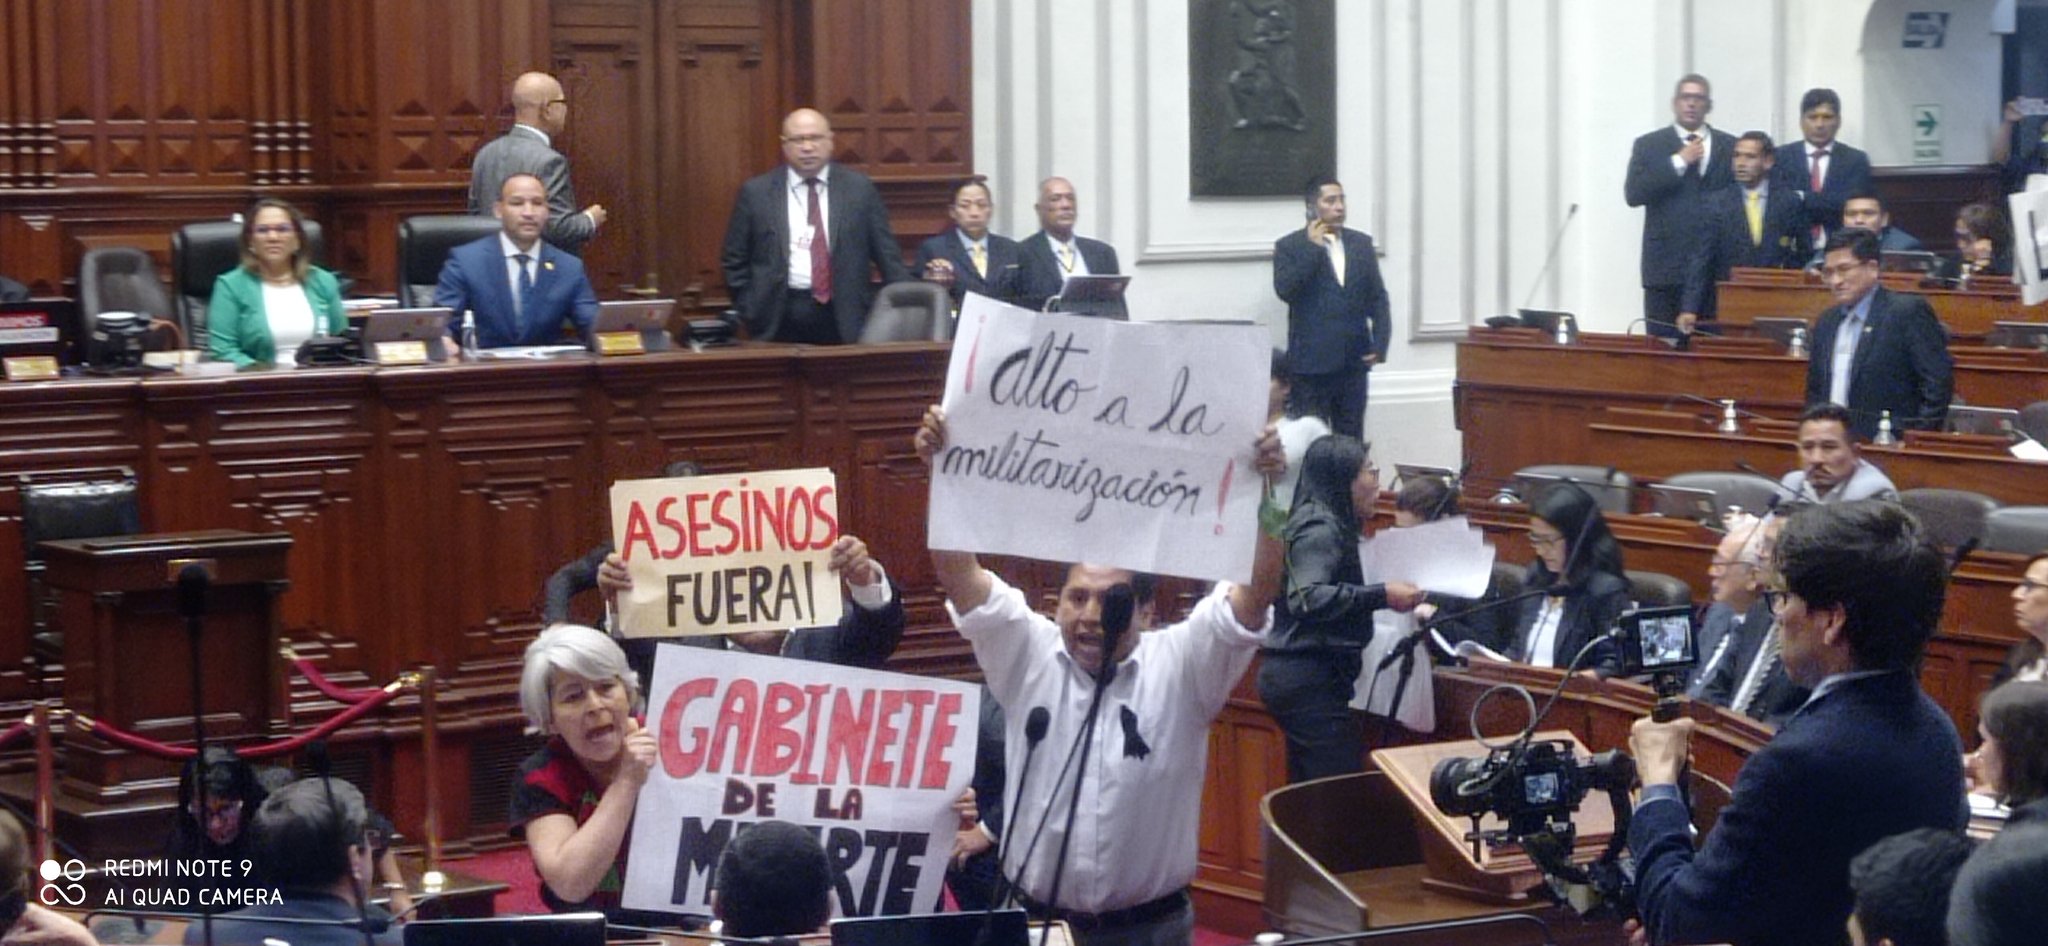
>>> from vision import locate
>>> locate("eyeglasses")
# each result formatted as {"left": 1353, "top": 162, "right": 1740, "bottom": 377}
{"left": 1528, "top": 532, "right": 1565, "bottom": 548}
{"left": 781, "top": 134, "right": 831, "bottom": 145}
{"left": 1709, "top": 558, "right": 1754, "bottom": 570}
{"left": 251, "top": 225, "right": 295, "bottom": 237}
{"left": 546, "top": 97, "right": 568, "bottom": 109}
{"left": 2021, "top": 579, "right": 2048, "bottom": 594}
{"left": 1362, "top": 463, "right": 1381, "bottom": 481}
{"left": 1762, "top": 585, "right": 1792, "bottom": 613}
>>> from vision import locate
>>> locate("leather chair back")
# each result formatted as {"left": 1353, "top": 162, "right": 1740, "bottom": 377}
{"left": 22, "top": 475, "right": 142, "bottom": 560}
{"left": 2021, "top": 400, "right": 2048, "bottom": 445}
{"left": 398, "top": 215, "right": 503, "bottom": 307}
{"left": 1897, "top": 488, "right": 2000, "bottom": 550}
{"left": 1513, "top": 464, "right": 1633, "bottom": 514}
{"left": 79, "top": 248, "right": 173, "bottom": 324}
{"left": 1625, "top": 569, "right": 1694, "bottom": 608}
{"left": 1984, "top": 506, "right": 2048, "bottom": 555}
{"left": 858, "top": 281, "right": 955, "bottom": 343}
{"left": 171, "top": 220, "right": 327, "bottom": 349}
{"left": 1661, "top": 471, "right": 1783, "bottom": 519}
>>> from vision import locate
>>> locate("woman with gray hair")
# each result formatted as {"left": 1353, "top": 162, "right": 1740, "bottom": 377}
{"left": 509, "top": 624, "right": 663, "bottom": 922}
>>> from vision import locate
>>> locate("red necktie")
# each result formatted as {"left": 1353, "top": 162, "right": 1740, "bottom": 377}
{"left": 1809, "top": 147, "right": 1830, "bottom": 244}
{"left": 806, "top": 177, "right": 832, "bottom": 304}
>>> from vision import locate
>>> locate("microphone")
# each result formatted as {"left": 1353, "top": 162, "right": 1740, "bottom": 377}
{"left": 177, "top": 562, "right": 210, "bottom": 620}
{"left": 1733, "top": 461, "right": 1812, "bottom": 505}
{"left": 1520, "top": 203, "right": 1579, "bottom": 309}
{"left": 987, "top": 707, "right": 1051, "bottom": 912}
{"left": 1096, "top": 584, "right": 1136, "bottom": 687}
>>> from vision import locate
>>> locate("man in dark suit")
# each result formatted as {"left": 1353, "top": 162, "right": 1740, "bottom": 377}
{"left": 467, "top": 72, "right": 606, "bottom": 255}
{"left": 1771, "top": 88, "right": 1874, "bottom": 247}
{"left": 1677, "top": 131, "right": 1809, "bottom": 334}
{"left": 1804, "top": 228, "right": 1953, "bottom": 440}
{"left": 1015, "top": 177, "right": 1120, "bottom": 312}
{"left": 1628, "top": 501, "right": 1967, "bottom": 946}
{"left": 434, "top": 173, "right": 599, "bottom": 349}
{"left": 720, "top": 108, "right": 911, "bottom": 344}
{"left": 1625, "top": 74, "right": 1737, "bottom": 339}
{"left": 914, "top": 177, "right": 1022, "bottom": 309}
{"left": 1272, "top": 176, "right": 1390, "bottom": 438}
{"left": 1686, "top": 521, "right": 1769, "bottom": 697}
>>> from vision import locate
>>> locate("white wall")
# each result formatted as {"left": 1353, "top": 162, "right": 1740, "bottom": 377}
{"left": 971, "top": 0, "right": 2006, "bottom": 472}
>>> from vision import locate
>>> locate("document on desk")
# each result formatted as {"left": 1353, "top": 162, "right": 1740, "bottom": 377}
{"left": 474, "top": 344, "right": 590, "bottom": 359}
{"left": 1359, "top": 516, "right": 1495, "bottom": 599}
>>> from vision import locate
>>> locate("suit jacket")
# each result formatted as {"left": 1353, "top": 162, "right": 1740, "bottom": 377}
{"left": 719, "top": 163, "right": 911, "bottom": 343}
{"left": 468, "top": 125, "right": 596, "bottom": 254}
{"left": 1948, "top": 795, "right": 2048, "bottom": 946}
{"left": 1679, "top": 185, "right": 1810, "bottom": 316}
{"left": 1770, "top": 140, "right": 1874, "bottom": 236}
{"left": 1686, "top": 600, "right": 1747, "bottom": 694}
{"left": 433, "top": 235, "right": 598, "bottom": 348}
{"left": 1803, "top": 287, "right": 1954, "bottom": 439}
{"left": 1630, "top": 671, "right": 1966, "bottom": 946}
{"left": 1014, "top": 231, "right": 1120, "bottom": 312}
{"left": 1506, "top": 569, "right": 1626, "bottom": 677}
{"left": 1696, "top": 609, "right": 1811, "bottom": 724}
{"left": 205, "top": 266, "right": 348, "bottom": 367}
{"left": 1274, "top": 227, "right": 1391, "bottom": 376}
{"left": 913, "top": 230, "right": 1024, "bottom": 309}
{"left": 1625, "top": 126, "right": 1738, "bottom": 287}
{"left": 1265, "top": 502, "right": 1391, "bottom": 653}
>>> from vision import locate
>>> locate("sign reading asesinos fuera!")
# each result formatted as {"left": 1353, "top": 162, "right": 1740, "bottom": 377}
{"left": 609, "top": 468, "right": 845, "bottom": 636}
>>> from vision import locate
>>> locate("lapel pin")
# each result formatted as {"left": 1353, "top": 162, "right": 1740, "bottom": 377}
{"left": 544, "top": 261, "right": 555, "bottom": 271}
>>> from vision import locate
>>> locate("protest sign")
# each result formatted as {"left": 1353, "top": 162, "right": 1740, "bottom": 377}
{"left": 928, "top": 295, "right": 1269, "bottom": 584}
{"left": 610, "top": 469, "right": 845, "bottom": 637}
{"left": 621, "top": 647, "right": 979, "bottom": 918}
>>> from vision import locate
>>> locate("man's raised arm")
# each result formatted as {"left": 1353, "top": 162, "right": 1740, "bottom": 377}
{"left": 914, "top": 404, "right": 994, "bottom": 614}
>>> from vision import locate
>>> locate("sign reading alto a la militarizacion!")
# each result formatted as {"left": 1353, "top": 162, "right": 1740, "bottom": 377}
{"left": 927, "top": 295, "right": 1269, "bottom": 584}
{"left": 610, "top": 469, "right": 845, "bottom": 636}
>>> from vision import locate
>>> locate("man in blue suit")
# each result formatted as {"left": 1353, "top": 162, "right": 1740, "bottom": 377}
{"left": 1772, "top": 88, "right": 1874, "bottom": 246}
{"left": 1678, "top": 131, "right": 1809, "bottom": 335}
{"left": 1273, "top": 176, "right": 1390, "bottom": 439}
{"left": 1628, "top": 500, "right": 1966, "bottom": 946}
{"left": 434, "top": 172, "right": 599, "bottom": 349}
{"left": 1626, "top": 74, "right": 1737, "bottom": 340}
{"left": 914, "top": 177, "right": 1023, "bottom": 309}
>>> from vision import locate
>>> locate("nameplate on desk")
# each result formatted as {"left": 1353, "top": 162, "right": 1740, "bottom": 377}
{"left": 373, "top": 340, "right": 430, "bottom": 365}
{"left": 3, "top": 356, "right": 59, "bottom": 381}
{"left": 594, "top": 331, "right": 645, "bottom": 356}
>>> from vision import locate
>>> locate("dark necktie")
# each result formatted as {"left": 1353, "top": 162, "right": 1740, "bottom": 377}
{"left": 513, "top": 252, "right": 535, "bottom": 327}
{"left": 1685, "top": 133, "right": 1701, "bottom": 177}
{"left": 806, "top": 177, "right": 832, "bottom": 304}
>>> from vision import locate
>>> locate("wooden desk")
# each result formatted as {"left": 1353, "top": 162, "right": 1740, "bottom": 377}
{"left": 0, "top": 345, "right": 953, "bottom": 856}
{"left": 1716, "top": 280, "right": 2038, "bottom": 335}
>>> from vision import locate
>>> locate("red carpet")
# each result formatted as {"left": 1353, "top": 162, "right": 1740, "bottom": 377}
{"left": 443, "top": 848, "right": 1244, "bottom": 943}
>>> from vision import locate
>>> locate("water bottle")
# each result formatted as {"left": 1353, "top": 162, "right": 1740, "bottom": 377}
{"left": 1787, "top": 325, "right": 1808, "bottom": 358}
{"left": 460, "top": 310, "right": 479, "bottom": 359}
{"left": 1874, "top": 410, "right": 1897, "bottom": 446}
{"left": 1718, "top": 399, "right": 1741, "bottom": 434}
{"left": 1555, "top": 314, "right": 1573, "bottom": 345}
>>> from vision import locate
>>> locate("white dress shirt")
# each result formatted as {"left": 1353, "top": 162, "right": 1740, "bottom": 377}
{"left": 1526, "top": 597, "right": 1566, "bottom": 667}
{"left": 951, "top": 572, "right": 1270, "bottom": 913}
{"left": 1325, "top": 233, "right": 1347, "bottom": 286}
{"left": 1668, "top": 123, "right": 1714, "bottom": 175}
{"left": 498, "top": 232, "right": 542, "bottom": 321}
{"left": 785, "top": 166, "right": 831, "bottom": 291}
{"left": 1049, "top": 235, "right": 1091, "bottom": 279}
{"left": 1827, "top": 288, "right": 1876, "bottom": 407}
{"left": 260, "top": 281, "right": 319, "bottom": 355}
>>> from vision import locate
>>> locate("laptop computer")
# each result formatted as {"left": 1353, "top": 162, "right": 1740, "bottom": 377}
{"left": 404, "top": 912, "right": 607, "bottom": 946}
{"left": 1048, "top": 274, "right": 1131, "bottom": 320}
{"left": 1748, "top": 316, "right": 1808, "bottom": 351}
{"left": 831, "top": 909, "right": 1030, "bottom": 946}
{"left": 360, "top": 307, "right": 453, "bottom": 362}
{"left": 1879, "top": 249, "right": 1940, "bottom": 275}
{"left": 592, "top": 299, "right": 677, "bottom": 352}
{"left": 1945, "top": 406, "right": 2023, "bottom": 437}
{"left": 1393, "top": 464, "right": 1456, "bottom": 489}
{"left": 1646, "top": 483, "right": 1724, "bottom": 528}
{"left": 1990, "top": 321, "right": 2048, "bottom": 351}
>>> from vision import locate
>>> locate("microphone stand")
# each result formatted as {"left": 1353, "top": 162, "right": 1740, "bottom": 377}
{"left": 1033, "top": 585, "right": 1133, "bottom": 946}
{"left": 976, "top": 706, "right": 1048, "bottom": 946}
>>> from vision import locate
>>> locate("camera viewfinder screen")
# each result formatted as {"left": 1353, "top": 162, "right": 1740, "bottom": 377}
{"left": 1639, "top": 611, "right": 1694, "bottom": 668}
{"left": 1522, "top": 771, "right": 1561, "bottom": 805}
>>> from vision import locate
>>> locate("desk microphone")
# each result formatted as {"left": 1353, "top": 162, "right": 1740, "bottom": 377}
{"left": 1520, "top": 203, "right": 1579, "bottom": 310}
{"left": 989, "top": 706, "right": 1050, "bottom": 911}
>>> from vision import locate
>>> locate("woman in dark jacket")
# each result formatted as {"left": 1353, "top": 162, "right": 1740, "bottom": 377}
{"left": 1506, "top": 484, "right": 1627, "bottom": 677}
{"left": 1256, "top": 435, "right": 1422, "bottom": 783}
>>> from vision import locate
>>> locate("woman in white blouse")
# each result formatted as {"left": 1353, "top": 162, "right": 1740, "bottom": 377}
{"left": 205, "top": 198, "right": 346, "bottom": 367}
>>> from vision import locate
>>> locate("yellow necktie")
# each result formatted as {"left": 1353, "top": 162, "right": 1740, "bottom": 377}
{"left": 970, "top": 244, "right": 987, "bottom": 278}
{"left": 1056, "top": 245, "right": 1074, "bottom": 273}
{"left": 1745, "top": 191, "right": 1763, "bottom": 246}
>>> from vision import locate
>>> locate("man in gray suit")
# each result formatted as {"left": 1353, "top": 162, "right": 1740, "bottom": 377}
{"left": 468, "top": 72, "right": 607, "bottom": 255}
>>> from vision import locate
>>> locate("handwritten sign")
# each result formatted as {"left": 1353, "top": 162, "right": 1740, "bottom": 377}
{"left": 621, "top": 647, "right": 978, "bottom": 918}
{"left": 610, "top": 469, "right": 845, "bottom": 637}
{"left": 929, "top": 296, "right": 1269, "bottom": 584}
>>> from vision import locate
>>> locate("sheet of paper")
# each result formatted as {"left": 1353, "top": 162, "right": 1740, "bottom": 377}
{"left": 1359, "top": 516, "right": 1496, "bottom": 599}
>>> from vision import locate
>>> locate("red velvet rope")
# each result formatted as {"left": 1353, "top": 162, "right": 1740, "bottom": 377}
{"left": 290, "top": 657, "right": 385, "bottom": 705}
{"left": 77, "top": 685, "right": 401, "bottom": 760}
{"left": 0, "top": 722, "right": 28, "bottom": 749}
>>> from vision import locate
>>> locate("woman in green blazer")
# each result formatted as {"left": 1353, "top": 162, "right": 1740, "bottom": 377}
{"left": 207, "top": 198, "right": 347, "bottom": 367}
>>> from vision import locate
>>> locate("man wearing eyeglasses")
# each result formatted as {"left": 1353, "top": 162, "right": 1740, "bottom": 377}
{"left": 1803, "top": 227, "right": 1954, "bottom": 441}
{"left": 185, "top": 778, "right": 402, "bottom": 946}
{"left": 469, "top": 72, "right": 607, "bottom": 256}
{"left": 1625, "top": 74, "right": 1737, "bottom": 341}
{"left": 721, "top": 108, "right": 911, "bottom": 344}
{"left": 1626, "top": 501, "right": 1966, "bottom": 946}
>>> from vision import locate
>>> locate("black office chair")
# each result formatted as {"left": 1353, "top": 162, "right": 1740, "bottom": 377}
{"left": 2021, "top": 400, "right": 2048, "bottom": 445}
{"left": 1984, "top": 506, "right": 2048, "bottom": 555}
{"left": 171, "top": 220, "right": 328, "bottom": 351}
{"left": 1897, "top": 488, "right": 1999, "bottom": 551}
{"left": 857, "top": 281, "right": 955, "bottom": 343}
{"left": 1511, "top": 464, "right": 1633, "bottom": 514}
{"left": 79, "top": 247, "right": 174, "bottom": 325}
{"left": 20, "top": 468, "right": 143, "bottom": 693}
{"left": 1625, "top": 570, "right": 1694, "bottom": 608}
{"left": 397, "top": 215, "right": 503, "bottom": 307}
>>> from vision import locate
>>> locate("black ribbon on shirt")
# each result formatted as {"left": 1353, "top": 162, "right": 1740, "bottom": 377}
{"left": 1119, "top": 705, "right": 1150, "bottom": 760}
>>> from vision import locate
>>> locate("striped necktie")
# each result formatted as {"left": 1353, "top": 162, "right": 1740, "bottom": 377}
{"left": 1733, "top": 623, "right": 1781, "bottom": 716}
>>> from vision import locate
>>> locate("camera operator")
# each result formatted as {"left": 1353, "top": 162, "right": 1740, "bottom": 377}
{"left": 1626, "top": 501, "right": 1966, "bottom": 946}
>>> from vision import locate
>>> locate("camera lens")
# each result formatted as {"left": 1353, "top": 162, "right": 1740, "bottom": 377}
{"left": 1429, "top": 755, "right": 1494, "bottom": 817}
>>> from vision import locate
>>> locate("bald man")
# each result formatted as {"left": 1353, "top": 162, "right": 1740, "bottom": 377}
{"left": 468, "top": 72, "right": 606, "bottom": 255}
{"left": 720, "top": 108, "right": 910, "bottom": 344}
{"left": 1015, "top": 177, "right": 1121, "bottom": 312}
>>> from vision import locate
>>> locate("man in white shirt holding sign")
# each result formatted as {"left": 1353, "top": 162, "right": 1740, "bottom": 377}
{"left": 913, "top": 405, "right": 1286, "bottom": 946}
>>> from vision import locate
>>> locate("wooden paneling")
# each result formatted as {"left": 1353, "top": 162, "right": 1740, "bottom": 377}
{"left": 1873, "top": 165, "right": 2004, "bottom": 256}
{"left": 552, "top": 0, "right": 661, "bottom": 297}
